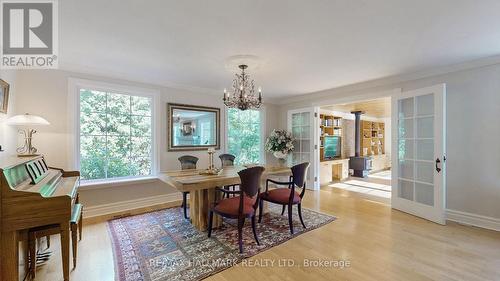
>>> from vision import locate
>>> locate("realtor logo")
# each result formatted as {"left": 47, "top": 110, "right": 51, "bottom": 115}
{"left": 1, "top": 0, "right": 58, "bottom": 68}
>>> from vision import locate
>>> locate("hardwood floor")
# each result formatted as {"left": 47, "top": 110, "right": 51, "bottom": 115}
{"left": 34, "top": 186, "right": 500, "bottom": 281}
{"left": 326, "top": 172, "right": 392, "bottom": 204}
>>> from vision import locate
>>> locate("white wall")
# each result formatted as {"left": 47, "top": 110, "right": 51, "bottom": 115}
{"left": 0, "top": 70, "right": 19, "bottom": 159}
{"left": 0, "top": 69, "right": 280, "bottom": 208}
{"left": 278, "top": 63, "right": 500, "bottom": 220}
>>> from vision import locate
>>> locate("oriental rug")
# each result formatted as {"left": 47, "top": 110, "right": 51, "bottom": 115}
{"left": 108, "top": 205, "right": 335, "bottom": 281}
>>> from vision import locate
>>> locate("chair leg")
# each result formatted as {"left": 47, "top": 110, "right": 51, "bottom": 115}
{"left": 46, "top": 235, "right": 51, "bottom": 249}
{"left": 281, "top": 205, "right": 286, "bottom": 216}
{"left": 208, "top": 211, "right": 214, "bottom": 238}
{"left": 251, "top": 216, "right": 260, "bottom": 245}
{"left": 287, "top": 204, "right": 294, "bottom": 235}
{"left": 297, "top": 203, "right": 307, "bottom": 229}
{"left": 258, "top": 199, "right": 264, "bottom": 223}
{"left": 238, "top": 217, "right": 245, "bottom": 253}
{"left": 182, "top": 192, "right": 189, "bottom": 219}
{"left": 71, "top": 224, "right": 77, "bottom": 268}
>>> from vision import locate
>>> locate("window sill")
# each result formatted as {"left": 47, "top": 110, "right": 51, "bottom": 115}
{"left": 79, "top": 176, "right": 159, "bottom": 190}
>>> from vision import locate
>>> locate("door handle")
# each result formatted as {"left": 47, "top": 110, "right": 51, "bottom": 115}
{"left": 435, "top": 158, "right": 441, "bottom": 173}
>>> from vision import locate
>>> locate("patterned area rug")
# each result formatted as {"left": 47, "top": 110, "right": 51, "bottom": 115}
{"left": 108, "top": 205, "right": 335, "bottom": 281}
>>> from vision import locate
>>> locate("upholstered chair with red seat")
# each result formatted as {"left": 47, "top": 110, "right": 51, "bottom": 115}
{"left": 178, "top": 155, "right": 199, "bottom": 219}
{"left": 208, "top": 166, "right": 265, "bottom": 253}
{"left": 258, "top": 162, "right": 310, "bottom": 234}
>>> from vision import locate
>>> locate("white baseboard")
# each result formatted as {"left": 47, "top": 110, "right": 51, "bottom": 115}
{"left": 446, "top": 209, "right": 500, "bottom": 232}
{"left": 82, "top": 194, "right": 500, "bottom": 232}
{"left": 84, "top": 192, "right": 183, "bottom": 218}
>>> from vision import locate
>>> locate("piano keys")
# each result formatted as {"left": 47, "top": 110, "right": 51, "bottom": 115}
{"left": 0, "top": 155, "right": 80, "bottom": 281}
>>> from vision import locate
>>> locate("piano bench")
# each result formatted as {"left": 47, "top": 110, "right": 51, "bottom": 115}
{"left": 27, "top": 203, "right": 84, "bottom": 279}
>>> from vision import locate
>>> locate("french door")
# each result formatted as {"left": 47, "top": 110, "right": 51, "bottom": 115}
{"left": 287, "top": 108, "right": 320, "bottom": 190}
{"left": 391, "top": 84, "right": 446, "bottom": 224}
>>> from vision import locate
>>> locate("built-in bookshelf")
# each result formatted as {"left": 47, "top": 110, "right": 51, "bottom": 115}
{"left": 361, "top": 120, "right": 385, "bottom": 156}
{"left": 320, "top": 114, "right": 342, "bottom": 162}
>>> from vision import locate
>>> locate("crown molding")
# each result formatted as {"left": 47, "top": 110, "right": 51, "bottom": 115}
{"left": 60, "top": 61, "right": 222, "bottom": 96}
{"left": 53, "top": 62, "right": 283, "bottom": 105}
{"left": 273, "top": 54, "right": 500, "bottom": 105}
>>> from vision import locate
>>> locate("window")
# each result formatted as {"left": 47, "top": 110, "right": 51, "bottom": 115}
{"left": 199, "top": 119, "right": 213, "bottom": 145}
{"left": 227, "top": 108, "right": 263, "bottom": 165}
{"left": 78, "top": 88, "right": 154, "bottom": 181}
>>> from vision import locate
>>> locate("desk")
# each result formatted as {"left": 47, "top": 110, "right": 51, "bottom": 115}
{"left": 319, "top": 159, "right": 350, "bottom": 185}
{"left": 158, "top": 165, "right": 291, "bottom": 231}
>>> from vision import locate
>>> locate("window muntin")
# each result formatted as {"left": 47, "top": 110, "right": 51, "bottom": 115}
{"left": 79, "top": 89, "right": 153, "bottom": 181}
{"left": 227, "top": 108, "right": 262, "bottom": 165}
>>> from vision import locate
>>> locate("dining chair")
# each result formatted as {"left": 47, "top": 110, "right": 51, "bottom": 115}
{"left": 258, "top": 162, "right": 310, "bottom": 234}
{"left": 208, "top": 166, "right": 265, "bottom": 253}
{"left": 219, "top": 153, "right": 236, "bottom": 167}
{"left": 219, "top": 154, "right": 238, "bottom": 198}
{"left": 178, "top": 155, "right": 199, "bottom": 219}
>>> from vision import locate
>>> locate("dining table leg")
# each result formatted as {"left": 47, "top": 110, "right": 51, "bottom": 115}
{"left": 189, "top": 187, "right": 223, "bottom": 231}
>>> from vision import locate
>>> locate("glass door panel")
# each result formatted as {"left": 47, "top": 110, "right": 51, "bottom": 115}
{"left": 288, "top": 109, "right": 318, "bottom": 189}
{"left": 392, "top": 85, "right": 446, "bottom": 225}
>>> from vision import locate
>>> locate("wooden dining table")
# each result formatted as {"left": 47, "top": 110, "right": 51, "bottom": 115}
{"left": 157, "top": 165, "right": 291, "bottom": 231}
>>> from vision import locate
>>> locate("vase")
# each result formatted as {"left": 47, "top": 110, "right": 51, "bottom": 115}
{"left": 273, "top": 151, "right": 286, "bottom": 159}
{"left": 273, "top": 151, "right": 288, "bottom": 167}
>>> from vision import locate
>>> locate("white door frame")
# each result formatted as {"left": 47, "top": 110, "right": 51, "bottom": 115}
{"left": 287, "top": 107, "right": 320, "bottom": 190}
{"left": 391, "top": 84, "right": 446, "bottom": 224}
{"left": 310, "top": 88, "right": 401, "bottom": 195}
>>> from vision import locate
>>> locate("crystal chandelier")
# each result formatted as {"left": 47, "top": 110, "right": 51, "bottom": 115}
{"left": 223, "top": 64, "right": 262, "bottom": 110}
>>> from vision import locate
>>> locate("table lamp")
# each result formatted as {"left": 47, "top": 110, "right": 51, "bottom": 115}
{"left": 6, "top": 113, "right": 50, "bottom": 157}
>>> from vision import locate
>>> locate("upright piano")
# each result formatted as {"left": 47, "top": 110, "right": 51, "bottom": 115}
{"left": 0, "top": 155, "right": 80, "bottom": 281}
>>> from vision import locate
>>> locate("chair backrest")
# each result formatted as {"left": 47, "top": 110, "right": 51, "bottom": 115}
{"left": 291, "top": 162, "right": 310, "bottom": 188}
{"left": 219, "top": 154, "right": 236, "bottom": 167}
{"left": 178, "top": 155, "right": 199, "bottom": 170}
{"left": 238, "top": 166, "right": 265, "bottom": 198}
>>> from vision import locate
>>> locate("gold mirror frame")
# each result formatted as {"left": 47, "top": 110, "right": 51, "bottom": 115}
{"left": 0, "top": 79, "right": 10, "bottom": 114}
{"left": 167, "top": 103, "right": 220, "bottom": 151}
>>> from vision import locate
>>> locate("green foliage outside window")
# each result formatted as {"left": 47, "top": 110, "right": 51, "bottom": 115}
{"left": 227, "top": 108, "right": 261, "bottom": 165}
{"left": 79, "top": 89, "right": 152, "bottom": 180}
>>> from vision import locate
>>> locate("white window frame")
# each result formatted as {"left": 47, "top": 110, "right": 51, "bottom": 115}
{"left": 68, "top": 78, "right": 160, "bottom": 186}
{"left": 224, "top": 106, "right": 266, "bottom": 165}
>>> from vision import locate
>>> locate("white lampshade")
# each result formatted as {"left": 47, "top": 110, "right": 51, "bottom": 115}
{"left": 5, "top": 113, "right": 50, "bottom": 126}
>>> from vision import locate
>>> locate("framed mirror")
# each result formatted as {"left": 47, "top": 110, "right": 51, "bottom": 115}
{"left": 167, "top": 103, "right": 220, "bottom": 151}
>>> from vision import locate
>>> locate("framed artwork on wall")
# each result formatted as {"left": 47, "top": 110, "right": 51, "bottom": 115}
{"left": 0, "top": 79, "right": 10, "bottom": 114}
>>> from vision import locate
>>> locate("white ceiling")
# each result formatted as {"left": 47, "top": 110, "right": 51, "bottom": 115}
{"left": 60, "top": 0, "right": 500, "bottom": 100}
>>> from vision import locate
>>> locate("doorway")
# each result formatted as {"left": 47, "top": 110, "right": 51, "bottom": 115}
{"left": 318, "top": 97, "right": 392, "bottom": 203}
{"left": 289, "top": 84, "right": 447, "bottom": 225}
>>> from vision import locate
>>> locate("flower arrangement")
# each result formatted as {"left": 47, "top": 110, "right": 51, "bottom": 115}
{"left": 265, "top": 129, "right": 295, "bottom": 159}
